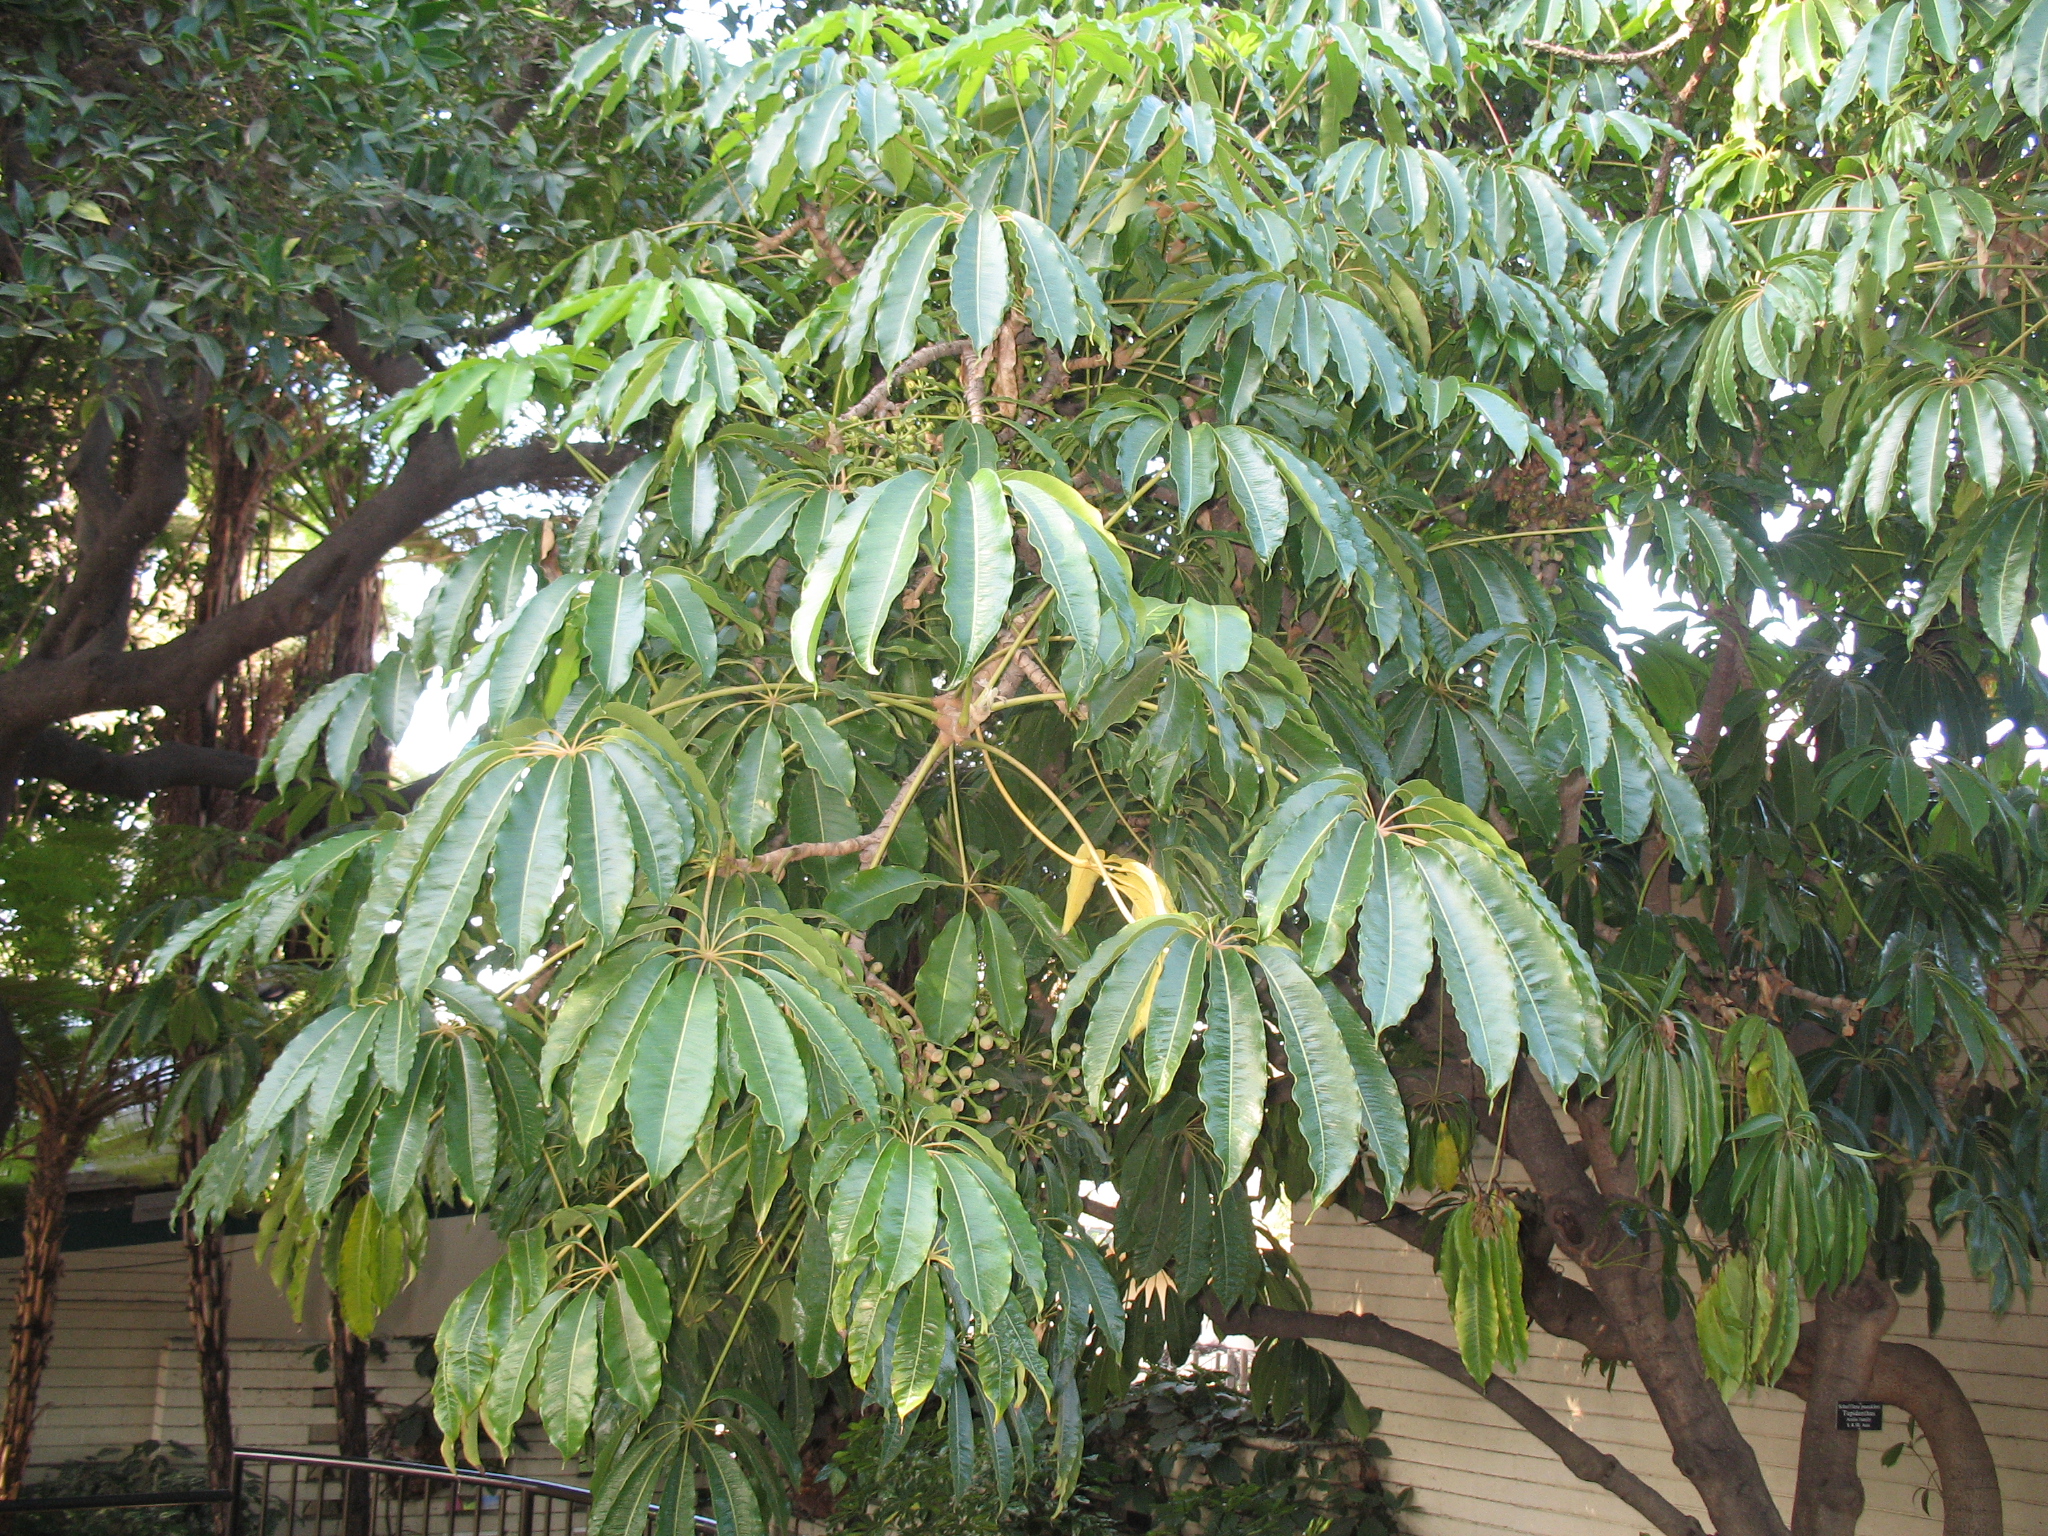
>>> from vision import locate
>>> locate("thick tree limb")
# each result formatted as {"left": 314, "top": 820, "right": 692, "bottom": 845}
{"left": 42, "top": 389, "right": 202, "bottom": 663}
{"left": 1779, "top": 1333, "right": 2004, "bottom": 1536}
{"left": 18, "top": 729, "right": 259, "bottom": 798}
{"left": 0, "top": 431, "right": 634, "bottom": 733}
{"left": 1204, "top": 1297, "right": 1706, "bottom": 1536}
{"left": 1786, "top": 1264, "right": 1899, "bottom": 1536}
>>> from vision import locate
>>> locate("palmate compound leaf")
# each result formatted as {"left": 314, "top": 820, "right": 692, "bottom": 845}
{"left": 1248, "top": 773, "right": 1603, "bottom": 1092}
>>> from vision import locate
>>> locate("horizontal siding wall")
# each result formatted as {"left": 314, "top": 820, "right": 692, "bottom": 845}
{"left": 0, "top": 1218, "right": 505, "bottom": 1474}
{"left": 1293, "top": 1205, "right": 2048, "bottom": 1536}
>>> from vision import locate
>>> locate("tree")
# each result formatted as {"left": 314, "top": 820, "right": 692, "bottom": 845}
{"left": 0, "top": 0, "right": 667, "bottom": 816}
{"left": 164, "top": 3, "right": 2048, "bottom": 1535}
{"left": 0, "top": 817, "right": 250, "bottom": 1495}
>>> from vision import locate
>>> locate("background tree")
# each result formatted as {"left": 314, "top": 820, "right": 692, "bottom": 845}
{"left": 0, "top": 0, "right": 666, "bottom": 819}
{"left": 0, "top": 817, "right": 251, "bottom": 1495}
{"left": 165, "top": 3, "right": 2048, "bottom": 1536}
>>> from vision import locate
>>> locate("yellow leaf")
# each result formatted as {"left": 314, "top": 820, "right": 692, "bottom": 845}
{"left": 1061, "top": 852, "right": 1103, "bottom": 933}
{"left": 1104, "top": 856, "right": 1174, "bottom": 918}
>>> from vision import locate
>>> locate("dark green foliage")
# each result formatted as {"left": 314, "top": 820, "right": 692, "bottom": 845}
{"left": 824, "top": 1369, "right": 1408, "bottom": 1536}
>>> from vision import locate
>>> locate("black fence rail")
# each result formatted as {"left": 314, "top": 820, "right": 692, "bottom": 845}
{"left": 0, "top": 1452, "right": 711, "bottom": 1536}
{"left": 231, "top": 1452, "right": 605, "bottom": 1536}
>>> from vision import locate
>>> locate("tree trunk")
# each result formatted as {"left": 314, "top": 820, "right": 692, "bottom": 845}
{"left": 179, "top": 1120, "right": 234, "bottom": 1520}
{"left": 0, "top": 1111, "right": 89, "bottom": 1496}
{"left": 1507, "top": 1063, "right": 1791, "bottom": 1536}
{"left": 1790, "top": 1262, "right": 1899, "bottom": 1536}
{"left": 1780, "top": 1333, "right": 2003, "bottom": 1536}
{"left": 327, "top": 1291, "right": 372, "bottom": 1536}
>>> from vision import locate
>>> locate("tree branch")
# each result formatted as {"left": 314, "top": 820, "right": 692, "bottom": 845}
{"left": 844, "top": 340, "right": 977, "bottom": 421}
{"left": 1204, "top": 1297, "right": 1706, "bottom": 1536}
{"left": 1524, "top": 23, "right": 1692, "bottom": 61}
{"left": 311, "top": 293, "right": 429, "bottom": 397}
{"left": 17, "top": 729, "right": 259, "bottom": 799}
{"left": 0, "top": 433, "right": 634, "bottom": 733}
{"left": 1682, "top": 602, "right": 1752, "bottom": 769}
{"left": 41, "top": 390, "right": 202, "bottom": 663}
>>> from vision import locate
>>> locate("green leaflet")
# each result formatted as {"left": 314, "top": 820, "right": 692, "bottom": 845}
{"left": 840, "top": 470, "right": 935, "bottom": 673}
{"left": 1181, "top": 600, "right": 1253, "bottom": 686}
{"left": 763, "top": 970, "right": 884, "bottom": 1117}
{"left": 584, "top": 571, "right": 647, "bottom": 692}
{"left": 932, "top": 1150, "right": 1012, "bottom": 1319}
{"left": 980, "top": 909, "right": 1028, "bottom": 1036}
{"left": 368, "top": 1044, "right": 442, "bottom": 1214}
{"left": 1140, "top": 931, "right": 1205, "bottom": 1101}
{"left": 1354, "top": 829, "right": 1432, "bottom": 1031}
{"left": 539, "top": 939, "right": 658, "bottom": 1098}
{"left": 397, "top": 755, "right": 528, "bottom": 998}
{"left": 1438, "top": 837, "right": 1600, "bottom": 1088}
{"left": 481, "top": 1289, "right": 565, "bottom": 1455}
{"left": 495, "top": 754, "right": 572, "bottom": 956}
{"left": 1170, "top": 423, "right": 1219, "bottom": 513}
{"left": 602, "top": 1273, "right": 663, "bottom": 1415}
{"left": 1256, "top": 943, "right": 1364, "bottom": 1204}
{"left": 789, "top": 487, "right": 873, "bottom": 681}
{"left": 539, "top": 1287, "right": 602, "bottom": 1458}
{"left": 1080, "top": 920, "right": 1184, "bottom": 1102}
{"left": 490, "top": 574, "right": 581, "bottom": 728}
{"left": 1054, "top": 913, "right": 1183, "bottom": 1037}
{"left": 874, "top": 1142, "right": 940, "bottom": 1291}
{"left": 603, "top": 737, "right": 692, "bottom": 897}
{"left": 916, "top": 909, "right": 981, "bottom": 1046}
{"left": 890, "top": 1264, "right": 949, "bottom": 1418}
{"left": 245, "top": 1004, "right": 377, "bottom": 1136}
{"left": 794, "top": 1213, "right": 842, "bottom": 1377}
{"left": 345, "top": 750, "right": 504, "bottom": 983}
{"left": 1213, "top": 427, "right": 1291, "bottom": 560}
{"left": 942, "top": 468, "right": 1014, "bottom": 672}
{"left": 372, "top": 999, "right": 419, "bottom": 1081}
{"left": 1199, "top": 947, "right": 1265, "bottom": 1186}
{"left": 1318, "top": 980, "right": 1411, "bottom": 1189}
{"left": 1408, "top": 841, "right": 1523, "bottom": 1093}
{"left": 729, "top": 718, "right": 785, "bottom": 856}
{"left": 722, "top": 970, "right": 807, "bottom": 1149}
{"left": 1977, "top": 502, "right": 2043, "bottom": 652}
{"left": 648, "top": 569, "right": 722, "bottom": 680}
{"left": 784, "top": 701, "right": 858, "bottom": 795}
{"left": 828, "top": 1140, "right": 895, "bottom": 1264}
{"left": 952, "top": 208, "right": 1009, "bottom": 348}
{"left": 570, "top": 751, "right": 637, "bottom": 942}
{"left": 1009, "top": 211, "right": 1082, "bottom": 351}
{"left": 873, "top": 209, "right": 949, "bottom": 366}
{"left": 696, "top": 1429, "right": 765, "bottom": 1536}
{"left": 950, "top": 1153, "right": 1046, "bottom": 1299}
{"left": 432, "top": 1263, "right": 508, "bottom": 1466}
{"left": 1299, "top": 811, "right": 1373, "bottom": 975}
{"left": 626, "top": 962, "right": 721, "bottom": 1178}
{"left": 572, "top": 950, "right": 674, "bottom": 1145}
{"left": 336, "top": 1194, "right": 411, "bottom": 1337}
{"left": 444, "top": 1031, "right": 499, "bottom": 1202}
{"left": 1004, "top": 475, "right": 1104, "bottom": 661}
{"left": 1251, "top": 785, "right": 1350, "bottom": 935}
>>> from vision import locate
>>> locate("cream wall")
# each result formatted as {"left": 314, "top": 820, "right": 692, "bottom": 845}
{"left": 0, "top": 1216, "right": 510, "bottom": 1474}
{"left": 1292, "top": 1205, "right": 2048, "bottom": 1536}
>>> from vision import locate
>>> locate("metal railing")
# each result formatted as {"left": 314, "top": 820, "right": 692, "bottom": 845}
{"left": 0, "top": 1450, "right": 717, "bottom": 1535}
{"left": 227, "top": 1451, "right": 715, "bottom": 1536}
